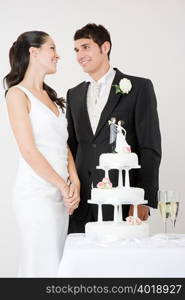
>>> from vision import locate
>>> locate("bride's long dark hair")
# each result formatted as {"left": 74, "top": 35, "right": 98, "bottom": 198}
{"left": 3, "top": 31, "right": 65, "bottom": 110}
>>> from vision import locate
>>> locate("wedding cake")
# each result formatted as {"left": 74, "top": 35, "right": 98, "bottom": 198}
{"left": 85, "top": 120, "right": 149, "bottom": 242}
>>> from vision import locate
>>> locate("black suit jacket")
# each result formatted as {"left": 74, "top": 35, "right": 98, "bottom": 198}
{"left": 66, "top": 68, "right": 161, "bottom": 232}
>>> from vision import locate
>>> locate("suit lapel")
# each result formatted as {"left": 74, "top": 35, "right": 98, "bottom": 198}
{"left": 79, "top": 81, "right": 94, "bottom": 139}
{"left": 94, "top": 68, "right": 125, "bottom": 139}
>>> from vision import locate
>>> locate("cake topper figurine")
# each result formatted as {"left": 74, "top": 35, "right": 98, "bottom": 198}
{"left": 108, "top": 118, "right": 131, "bottom": 153}
{"left": 115, "top": 120, "right": 131, "bottom": 153}
{"left": 108, "top": 119, "right": 131, "bottom": 154}
{"left": 108, "top": 117, "right": 117, "bottom": 153}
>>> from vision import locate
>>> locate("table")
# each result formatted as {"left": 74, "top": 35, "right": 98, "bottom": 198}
{"left": 58, "top": 233, "right": 185, "bottom": 277}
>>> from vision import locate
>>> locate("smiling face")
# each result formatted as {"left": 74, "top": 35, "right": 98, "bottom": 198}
{"left": 30, "top": 36, "right": 60, "bottom": 74}
{"left": 74, "top": 38, "right": 110, "bottom": 77}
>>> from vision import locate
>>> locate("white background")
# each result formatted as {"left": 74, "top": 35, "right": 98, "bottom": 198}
{"left": 0, "top": 0, "right": 185, "bottom": 277}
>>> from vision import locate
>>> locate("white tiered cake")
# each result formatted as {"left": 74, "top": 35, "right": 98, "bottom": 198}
{"left": 85, "top": 124, "right": 149, "bottom": 242}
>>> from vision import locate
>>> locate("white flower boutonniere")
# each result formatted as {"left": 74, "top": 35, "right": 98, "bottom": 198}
{"left": 113, "top": 78, "right": 132, "bottom": 94}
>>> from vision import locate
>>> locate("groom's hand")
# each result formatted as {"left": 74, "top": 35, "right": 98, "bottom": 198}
{"left": 129, "top": 204, "right": 149, "bottom": 221}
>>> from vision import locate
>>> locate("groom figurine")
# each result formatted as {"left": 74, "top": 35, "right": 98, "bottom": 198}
{"left": 66, "top": 23, "right": 161, "bottom": 233}
{"left": 108, "top": 117, "right": 117, "bottom": 152}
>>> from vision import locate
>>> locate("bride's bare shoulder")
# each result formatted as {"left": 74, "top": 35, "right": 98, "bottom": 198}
{"left": 6, "top": 86, "right": 28, "bottom": 106}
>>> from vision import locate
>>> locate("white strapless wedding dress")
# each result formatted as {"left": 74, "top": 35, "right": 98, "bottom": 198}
{"left": 13, "top": 85, "right": 69, "bottom": 277}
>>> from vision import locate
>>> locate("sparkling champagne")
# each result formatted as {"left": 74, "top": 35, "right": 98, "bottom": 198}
{"left": 158, "top": 201, "right": 179, "bottom": 224}
{"left": 158, "top": 202, "right": 171, "bottom": 221}
{"left": 170, "top": 201, "right": 179, "bottom": 226}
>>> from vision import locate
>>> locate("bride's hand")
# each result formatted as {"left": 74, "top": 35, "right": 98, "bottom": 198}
{"left": 60, "top": 182, "right": 80, "bottom": 215}
{"left": 60, "top": 183, "right": 69, "bottom": 198}
{"left": 59, "top": 184, "right": 72, "bottom": 208}
{"left": 67, "top": 182, "right": 80, "bottom": 212}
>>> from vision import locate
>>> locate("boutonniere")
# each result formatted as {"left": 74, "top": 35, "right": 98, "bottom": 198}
{"left": 113, "top": 78, "right": 132, "bottom": 94}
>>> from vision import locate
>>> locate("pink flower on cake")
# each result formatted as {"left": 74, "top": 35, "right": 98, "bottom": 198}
{"left": 102, "top": 178, "right": 109, "bottom": 184}
{"left": 97, "top": 182, "right": 104, "bottom": 189}
{"left": 126, "top": 216, "right": 142, "bottom": 225}
{"left": 107, "top": 182, "right": 112, "bottom": 188}
{"left": 97, "top": 178, "right": 113, "bottom": 189}
{"left": 125, "top": 146, "right": 131, "bottom": 153}
{"left": 123, "top": 146, "right": 131, "bottom": 153}
{"left": 135, "top": 217, "right": 142, "bottom": 225}
{"left": 126, "top": 216, "right": 133, "bottom": 225}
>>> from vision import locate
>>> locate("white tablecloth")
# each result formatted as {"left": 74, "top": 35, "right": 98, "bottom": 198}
{"left": 58, "top": 233, "right": 185, "bottom": 277}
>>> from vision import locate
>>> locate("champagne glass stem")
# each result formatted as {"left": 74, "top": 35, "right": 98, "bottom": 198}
{"left": 164, "top": 220, "right": 167, "bottom": 235}
{"left": 171, "top": 219, "right": 175, "bottom": 233}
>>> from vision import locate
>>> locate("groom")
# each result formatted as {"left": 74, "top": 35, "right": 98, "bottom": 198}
{"left": 66, "top": 23, "right": 161, "bottom": 233}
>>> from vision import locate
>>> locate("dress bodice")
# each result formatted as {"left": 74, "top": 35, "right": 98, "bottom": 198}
{"left": 14, "top": 85, "right": 69, "bottom": 182}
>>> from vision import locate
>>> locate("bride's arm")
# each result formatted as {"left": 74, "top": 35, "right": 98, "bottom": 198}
{"left": 67, "top": 147, "right": 80, "bottom": 189}
{"left": 66, "top": 147, "right": 80, "bottom": 214}
{"left": 121, "top": 126, "right": 126, "bottom": 134}
{"left": 6, "top": 87, "right": 70, "bottom": 200}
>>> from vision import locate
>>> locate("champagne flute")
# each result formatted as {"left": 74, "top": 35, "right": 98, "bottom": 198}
{"left": 158, "top": 190, "right": 171, "bottom": 237}
{"left": 166, "top": 190, "right": 180, "bottom": 238}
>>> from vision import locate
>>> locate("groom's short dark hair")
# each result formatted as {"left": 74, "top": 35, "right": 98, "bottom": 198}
{"left": 74, "top": 23, "right": 112, "bottom": 59}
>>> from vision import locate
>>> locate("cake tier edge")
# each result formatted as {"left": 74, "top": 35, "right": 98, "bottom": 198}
{"left": 85, "top": 221, "right": 149, "bottom": 242}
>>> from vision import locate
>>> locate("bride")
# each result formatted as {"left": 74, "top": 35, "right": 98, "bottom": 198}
{"left": 4, "top": 31, "right": 80, "bottom": 277}
{"left": 115, "top": 120, "right": 131, "bottom": 153}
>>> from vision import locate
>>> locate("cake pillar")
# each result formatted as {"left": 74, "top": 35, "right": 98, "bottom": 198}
{"left": 118, "top": 168, "right": 123, "bottom": 188}
{"left": 97, "top": 204, "right": 103, "bottom": 222}
{"left": 104, "top": 167, "right": 109, "bottom": 180}
{"left": 125, "top": 168, "right": 130, "bottom": 187}
{"left": 133, "top": 205, "right": 138, "bottom": 218}
{"left": 113, "top": 205, "right": 119, "bottom": 222}
{"left": 118, "top": 205, "right": 123, "bottom": 221}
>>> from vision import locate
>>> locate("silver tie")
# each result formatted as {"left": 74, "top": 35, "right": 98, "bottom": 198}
{"left": 91, "top": 82, "right": 101, "bottom": 104}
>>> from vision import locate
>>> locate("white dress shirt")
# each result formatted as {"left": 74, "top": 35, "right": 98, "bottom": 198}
{"left": 86, "top": 67, "right": 116, "bottom": 134}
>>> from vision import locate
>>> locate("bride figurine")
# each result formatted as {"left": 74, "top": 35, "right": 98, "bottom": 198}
{"left": 115, "top": 120, "right": 131, "bottom": 153}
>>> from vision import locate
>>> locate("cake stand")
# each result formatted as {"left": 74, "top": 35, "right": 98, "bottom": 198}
{"left": 90, "top": 164, "right": 148, "bottom": 222}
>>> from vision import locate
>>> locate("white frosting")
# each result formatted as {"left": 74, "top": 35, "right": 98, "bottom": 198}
{"left": 91, "top": 187, "right": 144, "bottom": 204}
{"left": 99, "top": 152, "right": 139, "bottom": 168}
{"left": 85, "top": 148, "right": 149, "bottom": 242}
{"left": 85, "top": 221, "right": 149, "bottom": 242}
